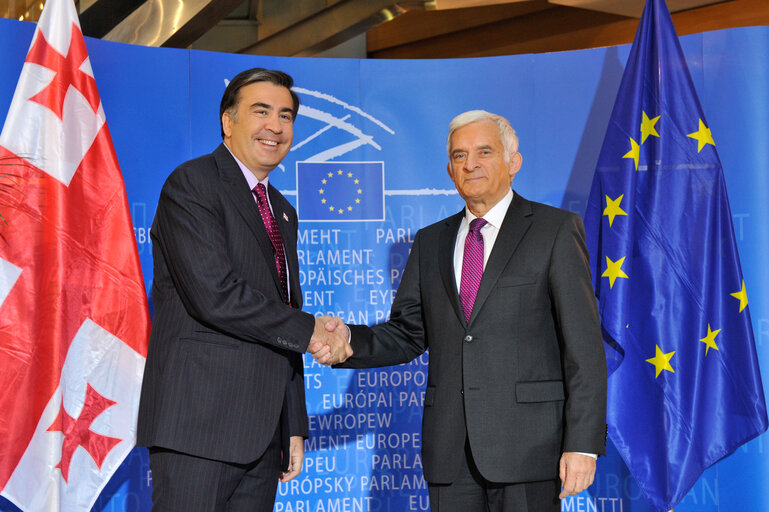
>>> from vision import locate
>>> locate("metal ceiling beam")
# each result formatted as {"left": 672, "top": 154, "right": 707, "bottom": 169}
{"left": 192, "top": 0, "right": 355, "bottom": 54}
{"left": 79, "top": 0, "right": 147, "bottom": 39}
{"left": 190, "top": 0, "right": 429, "bottom": 56}
{"left": 431, "top": 0, "right": 533, "bottom": 8}
{"left": 244, "top": 0, "right": 428, "bottom": 56}
{"left": 103, "top": 0, "right": 244, "bottom": 48}
{"left": 190, "top": 19, "right": 260, "bottom": 54}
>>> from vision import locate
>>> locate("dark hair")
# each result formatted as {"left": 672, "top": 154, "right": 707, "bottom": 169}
{"left": 219, "top": 68, "right": 300, "bottom": 139}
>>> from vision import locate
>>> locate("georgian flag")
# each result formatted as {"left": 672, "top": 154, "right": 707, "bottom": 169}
{"left": 0, "top": 0, "right": 150, "bottom": 510}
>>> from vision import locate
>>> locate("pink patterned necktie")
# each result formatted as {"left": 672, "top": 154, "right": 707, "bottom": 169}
{"left": 459, "top": 217, "right": 487, "bottom": 323}
{"left": 253, "top": 183, "right": 289, "bottom": 304}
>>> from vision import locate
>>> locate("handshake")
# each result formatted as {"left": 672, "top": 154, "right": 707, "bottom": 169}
{"left": 308, "top": 316, "right": 352, "bottom": 365}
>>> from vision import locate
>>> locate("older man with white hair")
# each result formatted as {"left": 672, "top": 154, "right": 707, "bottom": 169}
{"left": 312, "top": 110, "right": 607, "bottom": 511}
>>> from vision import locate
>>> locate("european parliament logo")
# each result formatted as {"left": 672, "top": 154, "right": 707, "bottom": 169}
{"left": 296, "top": 161, "right": 385, "bottom": 222}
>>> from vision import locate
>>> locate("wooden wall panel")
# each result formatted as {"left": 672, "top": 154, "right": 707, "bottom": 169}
{"left": 368, "top": 0, "right": 769, "bottom": 59}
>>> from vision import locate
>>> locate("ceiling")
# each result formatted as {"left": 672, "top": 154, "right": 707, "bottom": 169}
{"left": 2, "top": 0, "right": 751, "bottom": 59}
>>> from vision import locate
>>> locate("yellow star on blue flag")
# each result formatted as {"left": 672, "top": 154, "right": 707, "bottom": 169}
{"left": 730, "top": 280, "right": 748, "bottom": 313}
{"left": 687, "top": 119, "right": 715, "bottom": 152}
{"left": 603, "top": 194, "right": 627, "bottom": 227}
{"left": 640, "top": 111, "right": 660, "bottom": 143}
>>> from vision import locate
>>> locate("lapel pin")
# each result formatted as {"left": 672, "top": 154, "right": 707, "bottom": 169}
{"left": 283, "top": 212, "right": 289, "bottom": 222}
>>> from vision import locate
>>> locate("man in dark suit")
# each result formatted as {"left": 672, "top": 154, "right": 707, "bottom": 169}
{"left": 137, "top": 68, "right": 350, "bottom": 511}
{"left": 312, "top": 110, "right": 607, "bottom": 511}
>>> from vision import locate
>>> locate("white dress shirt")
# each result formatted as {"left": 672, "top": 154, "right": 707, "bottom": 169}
{"left": 226, "top": 145, "right": 291, "bottom": 298}
{"left": 453, "top": 189, "right": 514, "bottom": 291}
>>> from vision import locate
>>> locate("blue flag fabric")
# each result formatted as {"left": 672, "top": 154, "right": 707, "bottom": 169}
{"left": 583, "top": 0, "right": 768, "bottom": 510}
{"left": 297, "top": 161, "right": 385, "bottom": 222}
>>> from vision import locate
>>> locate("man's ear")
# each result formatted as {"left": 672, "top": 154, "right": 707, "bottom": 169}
{"left": 222, "top": 112, "right": 233, "bottom": 139}
{"left": 509, "top": 152, "right": 523, "bottom": 180}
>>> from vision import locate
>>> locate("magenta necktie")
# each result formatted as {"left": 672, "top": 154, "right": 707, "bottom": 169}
{"left": 253, "top": 183, "right": 289, "bottom": 304}
{"left": 459, "top": 217, "right": 487, "bottom": 323}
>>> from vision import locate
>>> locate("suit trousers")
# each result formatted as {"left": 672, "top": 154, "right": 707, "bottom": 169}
{"left": 149, "top": 423, "right": 282, "bottom": 512}
{"left": 428, "top": 440, "right": 561, "bottom": 512}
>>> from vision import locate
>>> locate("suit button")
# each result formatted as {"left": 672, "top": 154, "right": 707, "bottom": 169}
{"left": 460, "top": 389, "right": 464, "bottom": 395}
{"left": 464, "top": 335, "right": 473, "bottom": 343}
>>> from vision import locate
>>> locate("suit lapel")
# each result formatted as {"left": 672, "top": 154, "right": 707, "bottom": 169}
{"left": 438, "top": 211, "right": 466, "bottom": 325}
{"left": 468, "top": 193, "right": 533, "bottom": 325}
{"left": 214, "top": 144, "right": 283, "bottom": 294}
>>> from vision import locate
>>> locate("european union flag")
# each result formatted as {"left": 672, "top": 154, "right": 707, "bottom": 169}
{"left": 296, "top": 161, "right": 385, "bottom": 222}
{"left": 583, "top": 0, "right": 768, "bottom": 510}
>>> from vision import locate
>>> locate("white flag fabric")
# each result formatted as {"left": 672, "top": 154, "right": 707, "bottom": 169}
{"left": 0, "top": 0, "right": 150, "bottom": 510}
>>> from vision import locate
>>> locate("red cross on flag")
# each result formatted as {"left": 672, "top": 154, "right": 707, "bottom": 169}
{"left": 0, "top": 0, "right": 150, "bottom": 510}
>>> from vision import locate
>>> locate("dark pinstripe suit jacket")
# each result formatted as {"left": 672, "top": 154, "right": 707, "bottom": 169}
{"left": 342, "top": 193, "right": 607, "bottom": 484}
{"left": 137, "top": 144, "right": 315, "bottom": 466}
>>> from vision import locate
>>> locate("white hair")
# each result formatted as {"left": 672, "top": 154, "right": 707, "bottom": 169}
{"left": 446, "top": 110, "right": 519, "bottom": 163}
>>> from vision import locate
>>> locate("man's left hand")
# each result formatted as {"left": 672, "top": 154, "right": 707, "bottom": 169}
{"left": 280, "top": 436, "right": 305, "bottom": 482}
{"left": 559, "top": 452, "right": 596, "bottom": 499}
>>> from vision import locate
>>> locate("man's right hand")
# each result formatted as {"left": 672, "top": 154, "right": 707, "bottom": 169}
{"left": 308, "top": 316, "right": 351, "bottom": 365}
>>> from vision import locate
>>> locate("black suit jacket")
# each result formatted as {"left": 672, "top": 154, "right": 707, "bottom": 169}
{"left": 137, "top": 144, "right": 315, "bottom": 466}
{"left": 342, "top": 192, "right": 607, "bottom": 484}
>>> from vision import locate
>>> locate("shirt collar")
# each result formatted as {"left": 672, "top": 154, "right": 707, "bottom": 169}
{"left": 464, "top": 189, "right": 514, "bottom": 229}
{"left": 224, "top": 143, "right": 270, "bottom": 190}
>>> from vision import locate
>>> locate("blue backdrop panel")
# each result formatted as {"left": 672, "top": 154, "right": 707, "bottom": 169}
{"left": 700, "top": 26, "right": 769, "bottom": 512}
{"left": 0, "top": 19, "right": 33, "bottom": 130}
{"left": 1, "top": 15, "right": 768, "bottom": 512}
{"left": 88, "top": 42, "right": 191, "bottom": 299}
{"left": 531, "top": 47, "right": 623, "bottom": 212}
